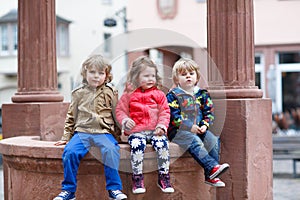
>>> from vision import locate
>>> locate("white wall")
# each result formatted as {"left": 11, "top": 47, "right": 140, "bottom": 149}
{"left": 254, "top": 0, "right": 300, "bottom": 45}
{"left": 128, "top": 0, "right": 300, "bottom": 46}
{"left": 56, "top": 0, "right": 127, "bottom": 100}
{"left": 127, "top": 0, "right": 207, "bottom": 47}
{"left": 0, "top": 1, "right": 17, "bottom": 16}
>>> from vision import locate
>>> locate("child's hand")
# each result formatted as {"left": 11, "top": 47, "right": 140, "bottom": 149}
{"left": 54, "top": 140, "right": 67, "bottom": 146}
{"left": 155, "top": 127, "right": 165, "bottom": 136}
{"left": 124, "top": 119, "right": 135, "bottom": 130}
{"left": 191, "top": 125, "right": 201, "bottom": 134}
{"left": 199, "top": 125, "right": 207, "bottom": 133}
{"left": 191, "top": 125, "right": 207, "bottom": 134}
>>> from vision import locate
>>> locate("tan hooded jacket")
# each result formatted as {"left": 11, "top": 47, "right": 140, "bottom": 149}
{"left": 61, "top": 83, "right": 119, "bottom": 141}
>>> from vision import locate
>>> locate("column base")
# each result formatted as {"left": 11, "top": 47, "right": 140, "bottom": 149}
{"left": 11, "top": 92, "right": 64, "bottom": 103}
{"left": 2, "top": 102, "right": 69, "bottom": 141}
{"left": 208, "top": 87, "right": 263, "bottom": 99}
{"left": 211, "top": 98, "right": 273, "bottom": 200}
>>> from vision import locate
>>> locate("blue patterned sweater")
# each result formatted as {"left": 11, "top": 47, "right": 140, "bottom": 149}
{"left": 166, "top": 87, "right": 215, "bottom": 140}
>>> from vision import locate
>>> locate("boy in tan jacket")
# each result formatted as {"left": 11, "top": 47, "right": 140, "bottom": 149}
{"left": 53, "top": 54, "right": 127, "bottom": 200}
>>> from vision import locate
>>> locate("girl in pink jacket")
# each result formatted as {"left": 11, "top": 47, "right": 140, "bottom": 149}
{"left": 116, "top": 56, "right": 174, "bottom": 194}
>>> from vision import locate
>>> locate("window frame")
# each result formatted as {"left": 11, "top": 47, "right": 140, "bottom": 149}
{"left": 275, "top": 51, "right": 300, "bottom": 113}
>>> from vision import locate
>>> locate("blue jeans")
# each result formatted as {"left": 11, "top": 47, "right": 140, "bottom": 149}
{"left": 171, "top": 130, "right": 220, "bottom": 178}
{"left": 61, "top": 132, "right": 122, "bottom": 192}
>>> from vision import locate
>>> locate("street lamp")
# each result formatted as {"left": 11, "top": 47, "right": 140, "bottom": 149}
{"left": 103, "top": 18, "right": 117, "bottom": 27}
{"left": 103, "top": 7, "right": 127, "bottom": 33}
{"left": 103, "top": 7, "right": 129, "bottom": 89}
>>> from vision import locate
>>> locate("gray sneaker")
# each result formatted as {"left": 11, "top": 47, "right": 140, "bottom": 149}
{"left": 53, "top": 191, "right": 75, "bottom": 200}
{"left": 108, "top": 190, "right": 127, "bottom": 200}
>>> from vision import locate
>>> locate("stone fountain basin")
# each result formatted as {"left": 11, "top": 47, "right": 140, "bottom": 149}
{"left": 0, "top": 136, "right": 212, "bottom": 200}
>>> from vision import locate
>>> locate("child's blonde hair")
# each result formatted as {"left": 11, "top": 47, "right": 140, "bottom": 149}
{"left": 172, "top": 58, "right": 201, "bottom": 85}
{"left": 81, "top": 54, "right": 113, "bottom": 84}
{"left": 127, "top": 56, "right": 162, "bottom": 91}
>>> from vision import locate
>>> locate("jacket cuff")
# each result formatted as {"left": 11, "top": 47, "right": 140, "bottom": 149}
{"left": 200, "top": 120, "right": 210, "bottom": 129}
{"left": 61, "top": 134, "right": 71, "bottom": 142}
{"left": 122, "top": 118, "right": 131, "bottom": 130}
{"left": 156, "top": 124, "right": 167, "bottom": 133}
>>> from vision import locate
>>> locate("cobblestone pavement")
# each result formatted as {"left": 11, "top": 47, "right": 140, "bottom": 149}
{"left": 0, "top": 160, "right": 298, "bottom": 199}
{"left": 273, "top": 160, "right": 300, "bottom": 200}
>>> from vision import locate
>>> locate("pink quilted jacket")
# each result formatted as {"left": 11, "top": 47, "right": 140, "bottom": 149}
{"left": 115, "top": 87, "right": 170, "bottom": 135}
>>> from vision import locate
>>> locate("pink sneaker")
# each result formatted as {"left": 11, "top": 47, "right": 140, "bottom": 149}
{"left": 205, "top": 178, "right": 225, "bottom": 187}
{"left": 132, "top": 174, "right": 146, "bottom": 194}
{"left": 209, "top": 163, "right": 230, "bottom": 179}
{"left": 157, "top": 173, "right": 175, "bottom": 193}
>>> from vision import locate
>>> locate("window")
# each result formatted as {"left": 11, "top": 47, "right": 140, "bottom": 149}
{"left": 276, "top": 51, "right": 300, "bottom": 113}
{"left": 13, "top": 24, "right": 17, "bottom": 52}
{"left": 255, "top": 54, "right": 264, "bottom": 91}
{"left": 254, "top": 55, "right": 261, "bottom": 89}
{"left": 0, "top": 23, "right": 18, "bottom": 56}
{"left": 282, "top": 72, "right": 300, "bottom": 111}
{"left": 56, "top": 23, "right": 69, "bottom": 56}
{"left": 1, "top": 24, "right": 9, "bottom": 55}
{"left": 103, "top": 32, "right": 112, "bottom": 56}
{"left": 255, "top": 73, "right": 261, "bottom": 89}
{"left": 255, "top": 56, "right": 261, "bottom": 64}
{"left": 279, "top": 52, "right": 300, "bottom": 64}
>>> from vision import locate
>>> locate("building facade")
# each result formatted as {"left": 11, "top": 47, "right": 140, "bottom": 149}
{"left": 0, "top": 0, "right": 128, "bottom": 132}
{"left": 0, "top": 0, "right": 300, "bottom": 132}
{"left": 126, "top": 0, "right": 300, "bottom": 116}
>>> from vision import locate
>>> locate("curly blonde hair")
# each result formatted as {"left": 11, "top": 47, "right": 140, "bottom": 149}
{"left": 81, "top": 54, "right": 113, "bottom": 84}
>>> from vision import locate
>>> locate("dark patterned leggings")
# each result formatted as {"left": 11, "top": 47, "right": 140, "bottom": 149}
{"left": 128, "top": 131, "right": 170, "bottom": 175}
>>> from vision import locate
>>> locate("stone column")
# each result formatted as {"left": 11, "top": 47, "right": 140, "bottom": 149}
{"left": 1, "top": 2, "right": 68, "bottom": 199}
{"left": 2, "top": 0, "right": 68, "bottom": 141}
{"left": 207, "top": 0, "right": 273, "bottom": 199}
{"left": 207, "top": 0, "right": 263, "bottom": 98}
{"left": 12, "top": 0, "right": 63, "bottom": 103}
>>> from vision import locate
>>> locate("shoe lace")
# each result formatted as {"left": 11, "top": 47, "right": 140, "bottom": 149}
{"left": 59, "top": 191, "right": 70, "bottom": 197}
{"left": 133, "top": 175, "right": 144, "bottom": 188}
{"left": 110, "top": 190, "right": 122, "bottom": 196}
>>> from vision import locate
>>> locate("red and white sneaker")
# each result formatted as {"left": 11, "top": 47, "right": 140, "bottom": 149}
{"left": 205, "top": 178, "right": 225, "bottom": 187}
{"left": 209, "top": 163, "right": 230, "bottom": 180}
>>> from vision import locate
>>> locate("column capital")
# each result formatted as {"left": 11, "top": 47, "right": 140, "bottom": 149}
{"left": 207, "top": 0, "right": 262, "bottom": 98}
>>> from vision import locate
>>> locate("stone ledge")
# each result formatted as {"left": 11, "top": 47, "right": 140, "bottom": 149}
{"left": 0, "top": 135, "right": 189, "bottom": 159}
{"left": 0, "top": 135, "right": 214, "bottom": 199}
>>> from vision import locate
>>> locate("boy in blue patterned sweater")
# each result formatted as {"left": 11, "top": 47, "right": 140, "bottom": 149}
{"left": 166, "top": 58, "right": 229, "bottom": 187}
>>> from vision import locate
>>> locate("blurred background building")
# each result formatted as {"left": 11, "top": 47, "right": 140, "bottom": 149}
{"left": 0, "top": 0, "right": 300, "bottom": 134}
